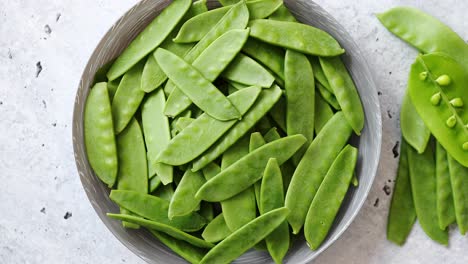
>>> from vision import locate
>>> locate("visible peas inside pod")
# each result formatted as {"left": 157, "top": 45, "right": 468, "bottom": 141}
{"left": 435, "top": 74, "right": 451, "bottom": 86}
{"left": 431, "top": 92, "right": 441, "bottom": 105}
{"left": 463, "top": 142, "right": 468, "bottom": 151}
{"left": 450, "top": 98, "right": 464, "bottom": 107}
{"left": 446, "top": 115, "right": 457, "bottom": 128}
{"left": 419, "top": 71, "right": 428, "bottom": 80}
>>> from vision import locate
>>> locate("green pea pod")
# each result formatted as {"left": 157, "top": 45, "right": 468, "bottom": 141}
{"left": 264, "top": 127, "right": 281, "bottom": 142}
{"left": 387, "top": 140, "right": 416, "bottom": 245}
{"left": 157, "top": 87, "right": 261, "bottom": 166}
{"left": 319, "top": 56, "right": 364, "bottom": 135}
{"left": 260, "top": 159, "right": 289, "bottom": 264}
{"left": 305, "top": 145, "right": 358, "bottom": 250}
{"left": 314, "top": 92, "right": 334, "bottom": 134}
{"left": 196, "top": 135, "right": 307, "bottom": 201}
{"left": 164, "top": 29, "right": 250, "bottom": 117}
{"left": 269, "top": 95, "right": 287, "bottom": 133}
{"left": 219, "top": 0, "right": 242, "bottom": 5}
{"left": 269, "top": 3, "right": 297, "bottom": 22}
{"left": 407, "top": 140, "right": 448, "bottom": 245}
{"left": 109, "top": 190, "right": 207, "bottom": 232}
{"left": 435, "top": 142, "right": 456, "bottom": 230}
{"left": 111, "top": 62, "right": 145, "bottom": 134}
{"left": 106, "top": 0, "right": 192, "bottom": 80}
{"left": 316, "top": 82, "right": 340, "bottom": 110}
{"left": 84, "top": 83, "right": 118, "bottom": 187}
{"left": 249, "top": 132, "right": 267, "bottom": 212}
{"left": 309, "top": 56, "right": 333, "bottom": 93}
{"left": 150, "top": 230, "right": 207, "bottom": 264}
{"left": 199, "top": 207, "right": 290, "bottom": 264}
{"left": 376, "top": 7, "right": 468, "bottom": 68}
{"left": 221, "top": 53, "right": 275, "bottom": 88}
{"left": 169, "top": 169, "right": 206, "bottom": 219}
{"left": 192, "top": 85, "right": 283, "bottom": 171}
{"left": 154, "top": 184, "right": 175, "bottom": 202}
{"left": 199, "top": 202, "right": 214, "bottom": 222}
{"left": 107, "top": 78, "right": 120, "bottom": 100}
{"left": 400, "top": 91, "right": 431, "bottom": 154}
{"left": 448, "top": 154, "right": 468, "bottom": 235}
{"left": 175, "top": 117, "right": 195, "bottom": 132}
{"left": 142, "top": 89, "right": 173, "bottom": 184}
{"left": 107, "top": 213, "right": 214, "bottom": 248}
{"left": 149, "top": 176, "right": 161, "bottom": 193}
{"left": 249, "top": 19, "right": 344, "bottom": 56}
{"left": 408, "top": 53, "right": 468, "bottom": 167}
{"left": 202, "top": 162, "right": 221, "bottom": 181}
{"left": 202, "top": 213, "right": 233, "bottom": 243}
{"left": 285, "top": 112, "right": 353, "bottom": 234}
{"left": 285, "top": 49, "right": 315, "bottom": 163}
{"left": 242, "top": 38, "right": 285, "bottom": 80}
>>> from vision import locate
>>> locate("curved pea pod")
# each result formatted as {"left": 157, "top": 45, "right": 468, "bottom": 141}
{"left": 387, "top": 140, "right": 416, "bottom": 245}
{"left": 192, "top": 85, "right": 283, "bottom": 171}
{"left": 269, "top": 95, "right": 287, "bottom": 133}
{"left": 376, "top": 7, "right": 468, "bottom": 68}
{"left": 163, "top": 29, "right": 250, "bottom": 117}
{"left": 249, "top": 133, "right": 267, "bottom": 212}
{"left": 319, "top": 57, "right": 364, "bottom": 135}
{"left": 304, "top": 145, "right": 357, "bottom": 249}
{"left": 221, "top": 54, "right": 275, "bottom": 88}
{"left": 316, "top": 82, "right": 340, "bottom": 110}
{"left": 285, "top": 49, "right": 315, "bottom": 163}
{"left": 407, "top": 141, "right": 448, "bottom": 245}
{"left": 401, "top": 92, "right": 431, "bottom": 154}
{"left": 111, "top": 62, "right": 145, "bottom": 134}
{"left": 150, "top": 230, "right": 207, "bottom": 264}
{"left": 196, "top": 135, "right": 307, "bottom": 202}
{"left": 314, "top": 93, "right": 334, "bottom": 134}
{"left": 106, "top": 0, "right": 192, "bottom": 80}
{"left": 242, "top": 38, "right": 285, "bottom": 80}
{"left": 169, "top": 170, "right": 206, "bottom": 219}
{"left": 141, "top": 56, "right": 164, "bottom": 93}
{"left": 309, "top": 56, "right": 332, "bottom": 92}
{"left": 264, "top": 127, "right": 281, "bottom": 142}
{"left": 155, "top": 48, "right": 240, "bottom": 121}
{"left": 107, "top": 78, "right": 120, "bottom": 100}
{"left": 157, "top": 87, "right": 261, "bottom": 166}
{"left": 448, "top": 154, "right": 468, "bottom": 235}
{"left": 202, "top": 162, "right": 221, "bottom": 181}
{"left": 285, "top": 112, "right": 353, "bottom": 234}
{"left": 199, "top": 207, "right": 290, "bottom": 264}
{"left": 84, "top": 83, "right": 118, "bottom": 187}
{"left": 174, "top": 0, "right": 281, "bottom": 43}
{"left": 260, "top": 159, "right": 289, "bottom": 264}
{"left": 109, "top": 190, "right": 207, "bottom": 232}
{"left": 149, "top": 176, "right": 162, "bottom": 193}
{"left": 408, "top": 53, "right": 468, "bottom": 167}
{"left": 202, "top": 213, "right": 233, "bottom": 243}
{"left": 249, "top": 19, "right": 344, "bottom": 56}
{"left": 435, "top": 142, "right": 456, "bottom": 230}
{"left": 269, "top": 3, "right": 297, "bottom": 22}
{"left": 107, "top": 213, "right": 214, "bottom": 248}
{"left": 142, "top": 89, "right": 173, "bottom": 184}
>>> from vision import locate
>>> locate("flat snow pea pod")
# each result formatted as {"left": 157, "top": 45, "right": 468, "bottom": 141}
{"left": 192, "top": 86, "right": 283, "bottom": 171}
{"left": 111, "top": 62, "right": 145, "bottom": 134}
{"left": 155, "top": 49, "right": 240, "bottom": 121}
{"left": 249, "top": 132, "right": 267, "bottom": 212}
{"left": 269, "top": 3, "right": 297, "bottom": 22}
{"left": 304, "top": 145, "right": 357, "bottom": 249}
{"left": 221, "top": 54, "right": 275, "bottom": 88}
{"left": 84, "top": 82, "right": 118, "bottom": 187}
{"left": 106, "top": 0, "right": 192, "bottom": 81}
{"left": 268, "top": 95, "right": 287, "bottom": 133}
{"left": 196, "top": 135, "right": 307, "bottom": 201}
{"left": 407, "top": 141, "right": 448, "bottom": 245}
{"left": 376, "top": 7, "right": 468, "bottom": 68}
{"left": 107, "top": 214, "right": 214, "bottom": 248}
{"left": 249, "top": 19, "right": 344, "bottom": 56}
{"left": 150, "top": 230, "right": 207, "bottom": 264}
{"left": 316, "top": 83, "right": 340, "bottom": 110}
{"left": 202, "top": 162, "right": 221, "bottom": 181}
{"left": 260, "top": 159, "right": 289, "bottom": 264}
{"left": 448, "top": 154, "right": 468, "bottom": 235}
{"left": 200, "top": 202, "right": 214, "bottom": 222}
{"left": 109, "top": 190, "right": 207, "bottom": 232}
{"left": 169, "top": 169, "right": 206, "bottom": 219}
{"left": 242, "top": 38, "right": 285, "bottom": 81}
{"left": 199, "top": 207, "right": 289, "bottom": 264}
{"left": 400, "top": 92, "right": 431, "bottom": 154}
{"left": 285, "top": 49, "right": 315, "bottom": 163}
{"left": 142, "top": 89, "right": 173, "bottom": 184}
{"left": 309, "top": 57, "right": 333, "bottom": 93}
{"left": 285, "top": 112, "right": 353, "bottom": 234}
{"left": 154, "top": 184, "right": 175, "bottom": 202}
{"left": 319, "top": 56, "right": 364, "bottom": 135}
{"left": 408, "top": 53, "right": 468, "bottom": 167}
{"left": 436, "top": 142, "right": 456, "bottom": 230}
{"left": 264, "top": 127, "right": 281, "bottom": 143}
{"left": 107, "top": 78, "right": 120, "bottom": 101}
{"left": 314, "top": 92, "right": 334, "bottom": 134}
{"left": 157, "top": 87, "right": 261, "bottom": 165}
{"left": 202, "top": 213, "right": 232, "bottom": 243}
{"left": 163, "top": 29, "right": 250, "bottom": 117}
{"left": 387, "top": 140, "right": 416, "bottom": 246}
{"left": 141, "top": 55, "right": 163, "bottom": 93}
{"left": 175, "top": 117, "right": 195, "bottom": 132}
{"left": 149, "top": 176, "right": 162, "bottom": 193}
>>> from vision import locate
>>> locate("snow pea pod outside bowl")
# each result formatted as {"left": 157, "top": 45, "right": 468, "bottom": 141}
{"left": 72, "top": 0, "right": 382, "bottom": 263}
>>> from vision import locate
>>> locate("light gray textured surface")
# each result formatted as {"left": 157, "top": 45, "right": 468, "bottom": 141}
{"left": 0, "top": 0, "right": 467, "bottom": 263}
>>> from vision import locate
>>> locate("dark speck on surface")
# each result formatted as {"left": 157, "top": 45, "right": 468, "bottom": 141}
{"left": 389, "top": 71, "right": 392, "bottom": 75}
{"left": 42, "top": 100, "right": 47, "bottom": 108}
{"left": 41, "top": 144, "right": 45, "bottom": 147}
{"left": 64, "top": 212, "right": 72, "bottom": 220}
{"left": 376, "top": 37, "right": 379, "bottom": 42}
{"left": 373, "top": 198, "right": 379, "bottom": 207}
{"left": 8, "top": 49, "right": 12, "bottom": 59}
{"left": 52, "top": 122, "right": 57, "bottom": 127}
{"left": 56, "top": 13, "right": 61, "bottom": 22}
{"left": 44, "top": 24, "right": 52, "bottom": 34}
{"left": 383, "top": 185, "right": 391, "bottom": 196}
{"left": 378, "top": 91, "right": 382, "bottom": 96}
{"left": 0, "top": 101, "right": 3, "bottom": 105}
{"left": 387, "top": 110, "right": 392, "bottom": 119}
{"left": 40, "top": 207, "right": 46, "bottom": 214}
{"left": 388, "top": 179, "right": 392, "bottom": 183}
{"left": 36, "top": 61, "right": 43, "bottom": 78}
{"left": 392, "top": 141, "right": 400, "bottom": 158}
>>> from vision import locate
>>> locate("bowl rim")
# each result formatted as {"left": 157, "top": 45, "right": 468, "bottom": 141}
{"left": 72, "top": 0, "right": 382, "bottom": 263}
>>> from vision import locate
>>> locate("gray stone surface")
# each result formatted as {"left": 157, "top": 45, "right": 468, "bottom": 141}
{"left": 0, "top": 0, "right": 467, "bottom": 263}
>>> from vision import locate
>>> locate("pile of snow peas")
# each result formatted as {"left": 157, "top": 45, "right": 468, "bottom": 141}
{"left": 84, "top": 0, "right": 365, "bottom": 263}
{"left": 379, "top": 7, "right": 468, "bottom": 246}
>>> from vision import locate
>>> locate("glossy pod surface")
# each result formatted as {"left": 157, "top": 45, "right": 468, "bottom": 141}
{"left": 400, "top": 92, "right": 431, "bottom": 154}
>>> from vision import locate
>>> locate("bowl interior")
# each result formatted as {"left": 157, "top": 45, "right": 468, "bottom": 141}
{"left": 72, "top": 0, "right": 382, "bottom": 263}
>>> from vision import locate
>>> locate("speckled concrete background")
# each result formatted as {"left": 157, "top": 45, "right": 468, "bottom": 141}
{"left": 1, "top": 0, "right": 467, "bottom": 263}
